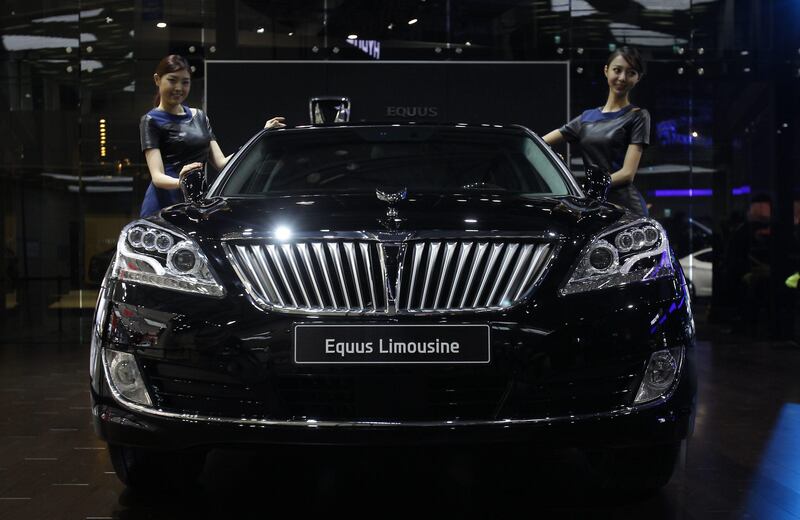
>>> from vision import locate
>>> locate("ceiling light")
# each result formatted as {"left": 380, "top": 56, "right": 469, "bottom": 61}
{"left": 156, "top": 22, "right": 167, "bottom": 29}
{"left": 408, "top": 18, "right": 418, "bottom": 25}
{"left": 288, "top": 32, "right": 294, "bottom": 36}
{"left": 347, "top": 34, "right": 357, "bottom": 40}
{"left": 387, "top": 23, "right": 394, "bottom": 30}
{"left": 257, "top": 27, "right": 265, "bottom": 34}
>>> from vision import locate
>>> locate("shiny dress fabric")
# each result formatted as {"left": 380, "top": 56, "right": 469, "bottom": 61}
{"left": 560, "top": 105, "right": 651, "bottom": 217}
{"left": 138, "top": 105, "right": 216, "bottom": 217}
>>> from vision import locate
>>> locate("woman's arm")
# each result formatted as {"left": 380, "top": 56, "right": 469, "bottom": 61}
{"left": 542, "top": 130, "right": 565, "bottom": 146}
{"left": 208, "top": 140, "right": 230, "bottom": 172}
{"left": 144, "top": 149, "right": 180, "bottom": 190}
{"left": 610, "top": 143, "right": 644, "bottom": 186}
{"left": 144, "top": 149, "right": 203, "bottom": 190}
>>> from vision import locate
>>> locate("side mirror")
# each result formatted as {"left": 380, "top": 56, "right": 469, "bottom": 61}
{"left": 583, "top": 167, "right": 612, "bottom": 202}
{"left": 180, "top": 167, "right": 207, "bottom": 206}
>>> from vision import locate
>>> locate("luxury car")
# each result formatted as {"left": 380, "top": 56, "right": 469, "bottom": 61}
{"left": 90, "top": 123, "right": 696, "bottom": 492}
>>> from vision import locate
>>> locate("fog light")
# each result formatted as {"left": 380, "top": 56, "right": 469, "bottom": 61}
{"left": 104, "top": 349, "right": 152, "bottom": 406}
{"left": 634, "top": 347, "right": 684, "bottom": 404}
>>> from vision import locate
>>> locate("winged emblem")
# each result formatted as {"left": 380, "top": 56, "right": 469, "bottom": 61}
{"left": 376, "top": 187, "right": 408, "bottom": 204}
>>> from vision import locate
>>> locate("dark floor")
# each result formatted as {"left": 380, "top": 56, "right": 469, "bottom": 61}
{"left": 2, "top": 304, "right": 800, "bottom": 520}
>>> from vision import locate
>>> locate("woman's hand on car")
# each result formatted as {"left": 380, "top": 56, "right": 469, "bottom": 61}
{"left": 179, "top": 162, "right": 204, "bottom": 177}
{"left": 264, "top": 116, "right": 286, "bottom": 129}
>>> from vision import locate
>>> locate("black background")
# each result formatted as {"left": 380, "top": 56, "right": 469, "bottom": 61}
{"left": 205, "top": 61, "right": 569, "bottom": 152}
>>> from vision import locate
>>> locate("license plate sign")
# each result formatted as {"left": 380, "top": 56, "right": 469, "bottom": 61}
{"left": 294, "top": 324, "right": 491, "bottom": 365}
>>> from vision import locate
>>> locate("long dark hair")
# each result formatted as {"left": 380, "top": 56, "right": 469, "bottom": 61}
{"left": 152, "top": 54, "right": 191, "bottom": 107}
{"left": 607, "top": 46, "right": 645, "bottom": 77}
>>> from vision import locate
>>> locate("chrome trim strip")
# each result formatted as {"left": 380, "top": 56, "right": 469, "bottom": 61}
{"left": 486, "top": 243, "right": 519, "bottom": 307}
{"left": 282, "top": 243, "right": 311, "bottom": 308}
{"left": 406, "top": 242, "right": 425, "bottom": 310}
{"left": 434, "top": 241, "right": 457, "bottom": 309}
{"left": 328, "top": 242, "right": 352, "bottom": 309}
{"left": 419, "top": 241, "right": 440, "bottom": 310}
{"left": 297, "top": 243, "right": 324, "bottom": 308}
{"left": 472, "top": 242, "right": 504, "bottom": 308}
{"left": 447, "top": 241, "right": 472, "bottom": 309}
{"left": 501, "top": 243, "right": 534, "bottom": 304}
{"left": 251, "top": 245, "right": 283, "bottom": 306}
{"left": 234, "top": 245, "right": 272, "bottom": 304}
{"left": 459, "top": 242, "right": 488, "bottom": 308}
{"left": 267, "top": 244, "right": 298, "bottom": 308}
{"left": 343, "top": 242, "right": 364, "bottom": 311}
{"left": 312, "top": 242, "right": 338, "bottom": 309}
{"left": 514, "top": 244, "right": 549, "bottom": 302}
{"left": 360, "top": 242, "right": 378, "bottom": 311}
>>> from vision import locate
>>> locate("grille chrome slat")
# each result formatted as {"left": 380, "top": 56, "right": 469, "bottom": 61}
{"left": 419, "top": 242, "right": 441, "bottom": 309}
{"left": 513, "top": 244, "right": 552, "bottom": 301}
{"left": 434, "top": 242, "right": 457, "bottom": 309}
{"left": 486, "top": 243, "right": 519, "bottom": 307}
{"left": 446, "top": 242, "right": 473, "bottom": 309}
{"left": 343, "top": 242, "right": 364, "bottom": 311}
{"left": 235, "top": 245, "right": 276, "bottom": 305}
{"left": 282, "top": 243, "right": 312, "bottom": 308}
{"left": 267, "top": 244, "right": 298, "bottom": 307}
{"left": 250, "top": 246, "right": 284, "bottom": 306}
{"left": 472, "top": 243, "right": 505, "bottom": 308}
{"left": 500, "top": 243, "right": 535, "bottom": 305}
{"left": 328, "top": 242, "right": 352, "bottom": 309}
{"left": 360, "top": 243, "right": 378, "bottom": 311}
{"left": 312, "top": 242, "right": 338, "bottom": 309}
{"left": 297, "top": 243, "right": 324, "bottom": 308}
{"left": 406, "top": 243, "right": 426, "bottom": 311}
{"left": 460, "top": 242, "right": 489, "bottom": 309}
{"left": 227, "top": 238, "right": 554, "bottom": 314}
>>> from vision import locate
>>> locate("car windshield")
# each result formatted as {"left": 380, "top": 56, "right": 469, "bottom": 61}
{"left": 216, "top": 126, "right": 572, "bottom": 197}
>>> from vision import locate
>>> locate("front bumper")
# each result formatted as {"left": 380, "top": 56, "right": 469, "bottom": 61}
{"left": 93, "top": 352, "right": 694, "bottom": 449}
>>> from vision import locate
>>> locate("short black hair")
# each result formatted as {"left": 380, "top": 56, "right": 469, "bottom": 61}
{"left": 607, "top": 46, "right": 645, "bottom": 76}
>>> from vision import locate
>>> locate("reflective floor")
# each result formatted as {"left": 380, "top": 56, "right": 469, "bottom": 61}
{"left": 2, "top": 304, "right": 800, "bottom": 520}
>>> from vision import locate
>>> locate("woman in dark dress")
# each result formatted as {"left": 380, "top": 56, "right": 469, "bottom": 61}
{"left": 543, "top": 46, "right": 651, "bottom": 216}
{"left": 139, "top": 55, "right": 286, "bottom": 217}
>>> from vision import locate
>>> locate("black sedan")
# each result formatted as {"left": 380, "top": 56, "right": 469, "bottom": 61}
{"left": 90, "top": 123, "right": 695, "bottom": 492}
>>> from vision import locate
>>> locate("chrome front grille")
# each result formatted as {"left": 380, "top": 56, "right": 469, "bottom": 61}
{"left": 227, "top": 241, "right": 388, "bottom": 313}
{"left": 226, "top": 238, "right": 554, "bottom": 314}
{"left": 397, "top": 240, "right": 553, "bottom": 312}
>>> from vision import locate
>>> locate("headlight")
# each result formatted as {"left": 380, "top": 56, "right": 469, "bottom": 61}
{"left": 560, "top": 218, "right": 674, "bottom": 295}
{"left": 111, "top": 220, "right": 225, "bottom": 297}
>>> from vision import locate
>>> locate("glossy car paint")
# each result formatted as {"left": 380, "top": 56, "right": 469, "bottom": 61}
{"left": 90, "top": 124, "right": 696, "bottom": 449}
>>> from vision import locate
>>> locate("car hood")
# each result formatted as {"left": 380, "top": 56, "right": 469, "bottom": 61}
{"left": 158, "top": 193, "right": 627, "bottom": 241}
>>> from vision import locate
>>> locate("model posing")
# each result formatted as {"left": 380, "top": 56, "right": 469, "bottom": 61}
{"left": 139, "top": 54, "right": 285, "bottom": 217}
{"left": 543, "top": 46, "right": 651, "bottom": 216}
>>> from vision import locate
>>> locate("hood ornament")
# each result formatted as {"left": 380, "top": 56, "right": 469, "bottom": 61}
{"left": 376, "top": 187, "right": 408, "bottom": 204}
{"left": 376, "top": 187, "right": 408, "bottom": 230}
